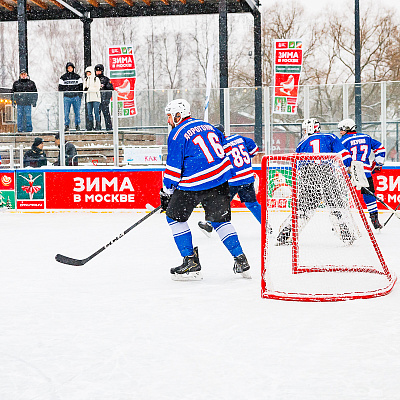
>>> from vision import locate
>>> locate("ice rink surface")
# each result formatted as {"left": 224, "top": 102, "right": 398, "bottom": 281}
{"left": 0, "top": 209, "right": 399, "bottom": 399}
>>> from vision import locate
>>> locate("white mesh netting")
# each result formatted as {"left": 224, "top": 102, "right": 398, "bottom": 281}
{"left": 261, "top": 153, "right": 396, "bottom": 301}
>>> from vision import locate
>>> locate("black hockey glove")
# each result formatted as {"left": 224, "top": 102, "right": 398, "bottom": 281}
{"left": 160, "top": 188, "right": 172, "bottom": 212}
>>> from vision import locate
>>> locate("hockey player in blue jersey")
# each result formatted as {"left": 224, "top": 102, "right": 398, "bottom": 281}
{"left": 276, "top": 118, "right": 354, "bottom": 245}
{"left": 338, "top": 118, "right": 385, "bottom": 229}
{"left": 198, "top": 124, "right": 264, "bottom": 236}
{"left": 160, "top": 99, "right": 251, "bottom": 280}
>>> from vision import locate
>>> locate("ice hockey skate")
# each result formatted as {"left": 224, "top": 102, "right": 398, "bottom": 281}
{"left": 171, "top": 247, "right": 203, "bottom": 281}
{"left": 198, "top": 221, "right": 213, "bottom": 238}
{"left": 370, "top": 212, "right": 383, "bottom": 230}
{"left": 233, "top": 254, "right": 251, "bottom": 279}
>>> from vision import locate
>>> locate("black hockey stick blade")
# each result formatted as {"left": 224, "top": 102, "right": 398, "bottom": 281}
{"left": 55, "top": 205, "right": 162, "bottom": 266}
{"left": 55, "top": 253, "right": 89, "bottom": 266}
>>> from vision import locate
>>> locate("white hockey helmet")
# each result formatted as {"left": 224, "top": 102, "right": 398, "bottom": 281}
{"left": 165, "top": 99, "right": 191, "bottom": 123}
{"left": 338, "top": 118, "right": 356, "bottom": 133}
{"left": 302, "top": 118, "right": 321, "bottom": 136}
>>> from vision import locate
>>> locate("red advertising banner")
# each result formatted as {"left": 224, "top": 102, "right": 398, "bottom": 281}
{"left": 1, "top": 167, "right": 399, "bottom": 212}
{"left": 273, "top": 39, "right": 303, "bottom": 115}
{"left": 0, "top": 172, "right": 14, "bottom": 190}
{"left": 45, "top": 170, "right": 162, "bottom": 209}
{"left": 374, "top": 169, "right": 400, "bottom": 207}
{"left": 108, "top": 45, "right": 137, "bottom": 117}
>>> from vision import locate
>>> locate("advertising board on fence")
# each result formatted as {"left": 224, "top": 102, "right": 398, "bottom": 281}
{"left": 0, "top": 167, "right": 399, "bottom": 212}
{"left": 123, "top": 146, "right": 163, "bottom": 165}
{"left": 273, "top": 39, "right": 303, "bottom": 114}
{"left": 45, "top": 170, "right": 162, "bottom": 209}
{"left": 108, "top": 45, "right": 137, "bottom": 117}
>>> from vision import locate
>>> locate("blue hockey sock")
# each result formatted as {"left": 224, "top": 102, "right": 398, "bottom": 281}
{"left": 363, "top": 193, "right": 378, "bottom": 214}
{"left": 245, "top": 201, "right": 262, "bottom": 223}
{"left": 211, "top": 221, "right": 243, "bottom": 257}
{"left": 166, "top": 216, "right": 193, "bottom": 257}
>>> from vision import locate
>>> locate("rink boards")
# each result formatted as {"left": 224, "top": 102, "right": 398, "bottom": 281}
{"left": 0, "top": 164, "right": 399, "bottom": 211}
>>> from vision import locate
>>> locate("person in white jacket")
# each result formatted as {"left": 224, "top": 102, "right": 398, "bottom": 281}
{"left": 83, "top": 66, "right": 101, "bottom": 131}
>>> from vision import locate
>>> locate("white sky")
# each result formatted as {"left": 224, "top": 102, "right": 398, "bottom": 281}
{"left": 289, "top": 0, "right": 400, "bottom": 15}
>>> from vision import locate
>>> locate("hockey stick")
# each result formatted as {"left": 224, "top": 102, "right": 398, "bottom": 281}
{"left": 55, "top": 205, "right": 162, "bottom": 266}
{"left": 363, "top": 188, "right": 400, "bottom": 219}
{"left": 383, "top": 200, "right": 400, "bottom": 227}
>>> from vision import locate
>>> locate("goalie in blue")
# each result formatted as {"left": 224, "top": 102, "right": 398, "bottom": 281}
{"left": 276, "top": 118, "right": 354, "bottom": 246}
{"left": 160, "top": 99, "right": 251, "bottom": 281}
{"left": 339, "top": 118, "right": 385, "bottom": 229}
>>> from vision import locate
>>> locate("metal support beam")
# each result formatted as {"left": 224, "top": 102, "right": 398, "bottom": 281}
{"left": 17, "top": 0, "right": 28, "bottom": 73}
{"left": 354, "top": 0, "right": 362, "bottom": 131}
{"left": 219, "top": 0, "right": 228, "bottom": 126}
{"left": 253, "top": 6, "right": 262, "bottom": 148}
{"left": 83, "top": 14, "right": 92, "bottom": 69}
{"left": 83, "top": 14, "right": 92, "bottom": 130}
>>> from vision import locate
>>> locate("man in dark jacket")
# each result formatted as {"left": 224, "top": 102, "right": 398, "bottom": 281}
{"left": 94, "top": 64, "right": 113, "bottom": 131}
{"left": 54, "top": 133, "right": 78, "bottom": 166}
{"left": 23, "top": 137, "right": 47, "bottom": 168}
{"left": 58, "top": 62, "right": 83, "bottom": 132}
{"left": 12, "top": 70, "right": 38, "bottom": 133}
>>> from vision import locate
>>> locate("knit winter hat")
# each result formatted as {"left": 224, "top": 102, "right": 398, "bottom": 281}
{"left": 33, "top": 137, "right": 43, "bottom": 147}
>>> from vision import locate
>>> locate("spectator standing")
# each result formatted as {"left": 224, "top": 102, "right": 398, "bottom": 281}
{"left": 12, "top": 70, "right": 38, "bottom": 133}
{"left": 23, "top": 137, "right": 47, "bottom": 168}
{"left": 83, "top": 66, "right": 101, "bottom": 131}
{"left": 94, "top": 64, "right": 113, "bottom": 131}
{"left": 58, "top": 62, "right": 83, "bottom": 132}
{"left": 54, "top": 133, "right": 78, "bottom": 166}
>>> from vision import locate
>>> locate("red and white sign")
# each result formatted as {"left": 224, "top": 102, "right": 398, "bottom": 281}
{"left": 273, "top": 39, "right": 303, "bottom": 115}
{"left": 45, "top": 170, "right": 162, "bottom": 209}
{"left": 108, "top": 45, "right": 137, "bottom": 117}
{"left": 0, "top": 173, "right": 14, "bottom": 190}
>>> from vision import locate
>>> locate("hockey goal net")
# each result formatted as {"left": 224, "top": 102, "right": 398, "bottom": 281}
{"left": 260, "top": 153, "right": 396, "bottom": 301}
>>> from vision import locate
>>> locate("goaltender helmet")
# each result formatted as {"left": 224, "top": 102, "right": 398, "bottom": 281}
{"left": 338, "top": 118, "right": 356, "bottom": 133}
{"left": 165, "top": 99, "right": 191, "bottom": 123}
{"left": 302, "top": 118, "right": 321, "bottom": 136}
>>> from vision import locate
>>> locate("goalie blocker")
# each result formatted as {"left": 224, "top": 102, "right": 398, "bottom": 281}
{"left": 260, "top": 153, "right": 396, "bottom": 302}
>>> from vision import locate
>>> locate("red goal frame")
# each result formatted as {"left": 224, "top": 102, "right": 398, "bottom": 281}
{"left": 260, "top": 154, "right": 396, "bottom": 301}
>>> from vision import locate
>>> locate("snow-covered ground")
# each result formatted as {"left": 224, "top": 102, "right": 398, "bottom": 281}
{"left": 0, "top": 209, "right": 398, "bottom": 399}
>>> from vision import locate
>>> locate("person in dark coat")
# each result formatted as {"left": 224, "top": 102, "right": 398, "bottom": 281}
{"left": 58, "top": 62, "right": 83, "bottom": 132}
{"left": 94, "top": 64, "right": 113, "bottom": 131}
{"left": 54, "top": 133, "right": 78, "bottom": 166}
{"left": 23, "top": 137, "right": 47, "bottom": 168}
{"left": 12, "top": 70, "right": 38, "bottom": 133}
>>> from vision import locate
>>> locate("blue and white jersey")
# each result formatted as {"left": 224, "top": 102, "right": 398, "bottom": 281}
{"left": 296, "top": 132, "right": 352, "bottom": 168}
{"left": 163, "top": 118, "right": 233, "bottom": 192}
{"left": 224, "top": 134, "right": 258, "bottom": 186}
{"left": 340, "top": 132, "right": 385, "bottom": 178}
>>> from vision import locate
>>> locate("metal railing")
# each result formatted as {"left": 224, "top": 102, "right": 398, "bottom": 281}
{"left": 1, "top": 81, "right": 400, "bottom": 168}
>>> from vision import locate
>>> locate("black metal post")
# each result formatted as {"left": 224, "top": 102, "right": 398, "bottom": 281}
{"left": 83, "top": 16, "right": 92, "bottom": 69}
{"left": 17, "top": 0, "right": 28, "bottom": 73}
{"left": 219, "top": 0, "right": 228, "bottom": 126}
{"left": 253, "top": 6, "right": 262, "bottom": 148}
{"left": 83, "top": 15, "right": 92, "bottom": 130}
{"left": 355, "top": 0, "right": 362, "bottom": 131}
